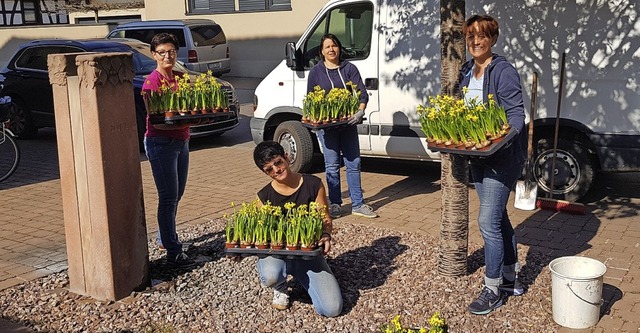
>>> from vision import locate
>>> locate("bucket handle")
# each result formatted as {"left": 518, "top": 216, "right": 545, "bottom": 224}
{"left": 566, "top": 282, "right": 604, "bottom": 306}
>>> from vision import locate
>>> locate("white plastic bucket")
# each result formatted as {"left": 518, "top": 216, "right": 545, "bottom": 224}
{"left": 549, "top": 256, "right": 607, "bottom": 329}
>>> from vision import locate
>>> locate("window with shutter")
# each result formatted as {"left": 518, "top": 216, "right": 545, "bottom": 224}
{"left": 238, "top": 0, "right": 264, "bottom": 12}
{"left": 187, "top": 0, "right": 291, "bottom": 13}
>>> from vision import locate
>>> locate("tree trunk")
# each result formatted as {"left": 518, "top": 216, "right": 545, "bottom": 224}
{"left": 438, "top": 0, "right": 468, "bottom": 277}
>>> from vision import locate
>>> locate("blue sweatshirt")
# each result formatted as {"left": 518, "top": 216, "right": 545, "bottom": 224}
{"left": 307, "top": 61, "right": 369, "bottom": 106}
{"left": 458, "top": 54, "right": 527, "bottom": 168}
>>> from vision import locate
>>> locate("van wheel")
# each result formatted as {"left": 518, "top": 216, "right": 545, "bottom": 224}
{"left": 273, "top": 121, "right": 314, "bottom": 173}
{"left": 533, "top": 138, "right": 595, "bottom": 202}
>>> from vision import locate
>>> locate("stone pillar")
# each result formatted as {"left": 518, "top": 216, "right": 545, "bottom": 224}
{"left": 48, "top": 52, "right": 149, "bottom": 301}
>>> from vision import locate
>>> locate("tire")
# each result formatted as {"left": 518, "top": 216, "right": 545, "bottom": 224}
{"left": 6, "top": 99, "right": 37, "bottom": 139}
{"left": 0, "top": 132, "right": 20, "bottom": 182}
{"left": 273, "top": 121, "right": 314, "bottom": 173}
{"left": 533, "top": 138, "right": 595, "bottom": 202}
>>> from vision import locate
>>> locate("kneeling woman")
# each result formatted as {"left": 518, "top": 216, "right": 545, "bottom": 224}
{"left": 252, "top": 141, "right": 342, "bottom": 317}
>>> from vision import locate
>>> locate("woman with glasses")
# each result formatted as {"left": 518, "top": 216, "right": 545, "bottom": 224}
{"left": 141, "top": 32, "right": 194, "bottom": 266}
{"left": 250, "top": 140, "right": 342, "bottom": 317}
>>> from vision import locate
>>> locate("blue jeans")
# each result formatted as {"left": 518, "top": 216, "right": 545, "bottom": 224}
{"left": 144, "top": 136, "right": 189, "bottom": 258}
{"left": 470, "top": 161, "right": 523, "bottom": 286}
{"left": 317, "top": 126, "right": 364, "bottom": 208}
{"left": 257, "top": 256, "right": 343, "bottom": 317}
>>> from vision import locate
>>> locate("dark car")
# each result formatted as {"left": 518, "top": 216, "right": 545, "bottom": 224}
{"left": 0, "top": 38, "right": 239, "bottom": 142}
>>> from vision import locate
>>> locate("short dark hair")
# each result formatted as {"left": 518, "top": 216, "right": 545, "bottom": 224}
{"left": 319, "top": 33, "right": 344, "bottom": 63}
{"left": 463, "top": 14, "right": 500, "bottom": 41}
{"left": 150, "top": 33, "right": 179, "bottom": 53}
{"left": 253, "top": 141, "right": 285, "bottom": 170}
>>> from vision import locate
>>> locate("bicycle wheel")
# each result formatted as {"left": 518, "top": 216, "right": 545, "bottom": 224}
{"left": 0, "top": 132, "right": 20, "bottom": 182}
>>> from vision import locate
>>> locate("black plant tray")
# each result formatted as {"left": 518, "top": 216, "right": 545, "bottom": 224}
{"left": 301, "top": 119, "right": 350, "bottom": 130}
{"left": 427, "top": 128, "right": 517, "bottom": 157}
{"left": 224, "top": 247, "right": 322, "bottom": 260}
{"left": 149, "top": 111, "right": 234, "bottom": 125}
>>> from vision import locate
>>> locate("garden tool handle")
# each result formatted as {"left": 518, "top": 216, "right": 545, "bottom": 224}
{"left": 549, "top": 52, "right": 566, "bottom": 198}
{"left": 527, "top": 72, "right": 537, "bottom": 164}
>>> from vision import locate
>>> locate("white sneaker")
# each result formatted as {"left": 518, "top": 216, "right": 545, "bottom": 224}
{"left": 352, "top": 204, "right": 377, "bottom": 218}
{"left": 272, "top": 289, "right": 289, "bottom": 310}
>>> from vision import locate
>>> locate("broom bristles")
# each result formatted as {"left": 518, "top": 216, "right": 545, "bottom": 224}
{"left": 536, "top": 197, "right": 585, "bottom": 215}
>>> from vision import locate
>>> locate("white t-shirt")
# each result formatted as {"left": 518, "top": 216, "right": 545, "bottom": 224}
{"left": 464, "top": 67, "right": 484, "bottom": 106}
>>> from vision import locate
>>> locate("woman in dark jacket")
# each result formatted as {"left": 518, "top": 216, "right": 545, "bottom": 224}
{"left": 458, "top": 15, "right": 526, "bottom": 315}
{"left": 307, "top": 34, "right": 377, "bottom": 219}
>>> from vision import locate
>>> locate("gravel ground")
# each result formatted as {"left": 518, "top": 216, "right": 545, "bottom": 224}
{"left": 0, "top": 218, "right": 557, "bottom": 332}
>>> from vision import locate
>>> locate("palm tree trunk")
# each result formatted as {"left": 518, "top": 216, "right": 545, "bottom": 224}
{"left": 438, "top": 0, "right": 468, "bottom": 277}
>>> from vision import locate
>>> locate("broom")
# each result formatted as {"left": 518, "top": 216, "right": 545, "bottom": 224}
{"left": 535, "top": 52, "right": 585, "bottom": 215}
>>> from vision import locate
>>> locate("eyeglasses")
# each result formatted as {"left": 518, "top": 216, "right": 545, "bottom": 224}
{"left": 262, "top": 157, "right": 287, "bottom": 175}
{"left": 154, "top": 49, "right": 177, "bottom": 58}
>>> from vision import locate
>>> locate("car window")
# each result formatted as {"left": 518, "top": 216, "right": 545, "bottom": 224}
{"left": 114, "top": 28, "right": 187, "bottom": 47}
{"left": 14, "top": 46, "right": 84, "bottom": 71}
{"left": 190, "top": 25, "right": 226, "bottom": 46}
{"left": 90, "top": 44, "right": 156, "bottom": 75}
{"left": 131, "top": 52, "right": 158, "bottom": 75}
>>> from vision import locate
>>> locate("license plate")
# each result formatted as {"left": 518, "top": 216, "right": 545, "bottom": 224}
{"left": 208, "top": 62, "right": 221, "bottom": 69}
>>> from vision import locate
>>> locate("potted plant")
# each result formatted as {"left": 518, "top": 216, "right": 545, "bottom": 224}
{"left": 231, "top": 201, "right": 257, "bottom": 248}
{"left": 253, "top": 220, "right": 270, "bottom": 249}
{"left": 224, "top": 214, "right": 238, "bottom": 248}
{"left": 299, "top": 202, "right": 324, "bottom": 250}
{"left": 303, "top": 83, "right": 360, "bottom": 125}
{"left": 142, "top": 71, "right": 230, "bottom": 121}
{"left": 283, "top": 202, "right": 300, "bottom": 250}
{"left": 270, "top": 217, "right": 286, "bottom": 250}
{"left": 192, "top": 73, "right": 208, "bottom": 114}
{"left": 417, "top": 92, "right": 509, "bottom": 149}
{"left": 379, "top": 312, "right": 447, "bottom": 333}
{"left": 206, "top": 72, "right": 228, "bottom": 113}
{"left": 176, "top": 73, "right": 192, "bottom": 115}
{"left": 142, "top": 78, "right": 178, "bottom": 119}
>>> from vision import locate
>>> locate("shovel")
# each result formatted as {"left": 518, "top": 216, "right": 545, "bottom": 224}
{"left": 515, "top": 72, "right": 538, "bottom": 210}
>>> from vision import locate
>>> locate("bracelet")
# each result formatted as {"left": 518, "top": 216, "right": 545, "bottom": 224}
{"left": 321, "top": 232, "right": 332, "bottom": 241}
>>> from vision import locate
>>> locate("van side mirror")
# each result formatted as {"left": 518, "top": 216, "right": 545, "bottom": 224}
{"left": 285, "top": 42, "right": 297, "bottom": 69}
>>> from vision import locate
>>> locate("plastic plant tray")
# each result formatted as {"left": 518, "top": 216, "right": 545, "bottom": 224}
{"left": 224, "top": 246, "right": 323, "bottom": 260}
{"left": 149, "top": 111, "right": 234, "bottom": 125}
{"left": 301, "top": 119, "right": 350, "bottom": 130}
{"left": 427, "top": 127, "right": 517, "bottom": 157}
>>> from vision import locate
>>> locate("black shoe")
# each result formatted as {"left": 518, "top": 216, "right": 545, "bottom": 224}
{"left": 167, "top": 252, "right": 195, "bottom": 267}
{"left": 468, "top": 286, "right": 505, "bottom": 315}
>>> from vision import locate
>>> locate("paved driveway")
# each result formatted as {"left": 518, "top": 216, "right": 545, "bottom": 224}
{"left": 0, "top": 78, "right": 639, "bottom": 332}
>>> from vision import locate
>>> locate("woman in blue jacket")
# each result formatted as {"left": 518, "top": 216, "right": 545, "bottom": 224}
{"left": 307, "top": 34, "right": 377, "bottom": 219}
{"left": 458, "top": 15, "right": 527, "bottom": 315}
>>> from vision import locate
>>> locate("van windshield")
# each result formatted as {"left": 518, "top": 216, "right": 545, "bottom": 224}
{"left": 303, "top": 3, "right": 373, "bottom": 67}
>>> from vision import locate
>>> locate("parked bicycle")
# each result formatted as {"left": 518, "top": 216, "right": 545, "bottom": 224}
{"left": 0, "top": 96, "right": 20, "bottom": 182}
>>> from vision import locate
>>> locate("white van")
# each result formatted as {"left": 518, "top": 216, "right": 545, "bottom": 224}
{"left": 250, "top": 0, "right": 639, "bottom": 201}
{"left": 107, "top": 19, "right": 231, "bottom": 76}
